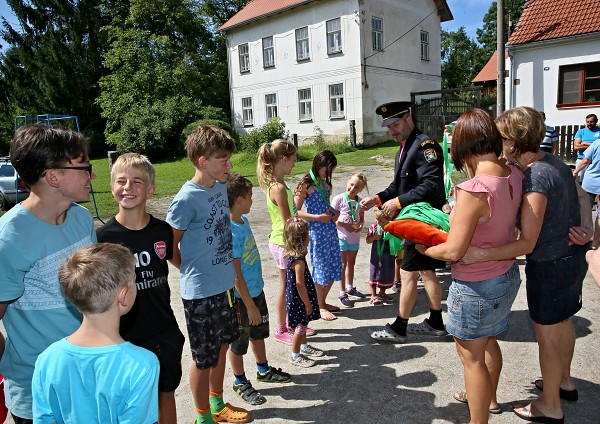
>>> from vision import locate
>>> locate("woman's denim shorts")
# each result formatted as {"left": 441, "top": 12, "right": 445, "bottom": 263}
{"left": 525, "top": 245, "right": 586, "bottom": 325}
{"left": 446, "top": 262, "right": 521, "bottom": 340}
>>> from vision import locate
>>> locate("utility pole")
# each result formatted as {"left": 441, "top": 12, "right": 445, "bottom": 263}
{"left": 497, "top": 0, "right": 505, "bottom": 116}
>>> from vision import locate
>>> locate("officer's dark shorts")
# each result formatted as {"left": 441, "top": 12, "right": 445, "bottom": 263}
{"left": 401, "top": 244, "right": 445, "bottom": 272}
{"left": 525, "top": 245, "right": 586, "bottom": 325}
{"left": 230, "top": 291, "right": 270, "bottom": 356}
{"left": 183, "top": 289, "right": 239, "bottom": 369}
{"left": 140, "top": 328, "right": 185, "bottom": 392}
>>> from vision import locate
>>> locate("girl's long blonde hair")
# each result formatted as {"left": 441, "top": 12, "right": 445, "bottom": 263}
{"left": 349, "top": 173, "right": 369, "bottom": 194}
{"left": 283, "top": 217, "right": 309, "bottom": 258}
{"left": 256, "top": 139, "right": 297, "bottom": 190}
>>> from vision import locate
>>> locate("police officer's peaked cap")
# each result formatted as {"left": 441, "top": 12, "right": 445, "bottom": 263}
{"left": 376, "top": 101, "right": 412, "bottom": 127}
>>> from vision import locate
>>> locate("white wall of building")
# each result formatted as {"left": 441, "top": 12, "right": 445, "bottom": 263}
{"left": 224, "top": 0, "right": 444, "bottom": 145}
{"left": 506, "top": 33, "right": 600, "bottom": 127}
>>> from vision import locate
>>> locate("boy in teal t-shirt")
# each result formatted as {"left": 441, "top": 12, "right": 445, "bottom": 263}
{"left": 226, "top": 173, "right": 291, "bottom": 406}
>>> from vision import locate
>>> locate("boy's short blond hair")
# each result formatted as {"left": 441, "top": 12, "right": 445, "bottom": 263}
{"left": 110, "top": 153, "right": 156, "bottom": 186}
{"left": 59, "top": 243, "right": 136, "bottom": 314}
{"left": 186, "top": 125, "right": 236, "bottom": 168}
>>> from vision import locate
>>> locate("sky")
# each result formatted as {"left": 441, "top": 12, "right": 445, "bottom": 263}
{"left": 442, "top": 0, "right": 496, "bottom": 40}
{"left": 0, "top": 0, "right": 496, "bottom": 48}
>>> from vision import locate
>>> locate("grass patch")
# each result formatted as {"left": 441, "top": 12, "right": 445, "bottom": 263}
{"left": 2, "top": 139, "right": 452, "bottom": 220}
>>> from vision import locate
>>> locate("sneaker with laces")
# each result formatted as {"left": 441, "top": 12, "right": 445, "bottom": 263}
{"left": 338, "top": 294, "right": 354, "bottom": 308}
{"left": 347, "top": 287, "right": 366, "bottom": 299}
{"left": 274, "top": 331, "right": 293, "bottom": 345}
{"left": 301, "top": 344, "right": 324, "bottom": 357}
{"left": 232, "top": 381, "right": 266, "bottom": 406}
{"left": 290, "top": 354, "right": 315, "bottom": 368}
{"left": 256, "top": 366, "right": 291, "bottom": 383}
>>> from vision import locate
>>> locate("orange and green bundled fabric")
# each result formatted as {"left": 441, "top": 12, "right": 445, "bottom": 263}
{"left": 383, "top": 202, "right": 450, "bottom": 248}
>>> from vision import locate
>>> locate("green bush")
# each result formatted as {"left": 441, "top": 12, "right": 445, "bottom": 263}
{"left": 110, "top": 96, "right": 202, "bottom": 159}
{"left": 238, "top": 117, "right": 289, "bottom": 152}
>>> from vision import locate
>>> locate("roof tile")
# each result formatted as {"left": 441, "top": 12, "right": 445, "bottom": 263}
{"left": 219, "top": 0, "right": 312, "bottom": 31}
{"left": 472, "top": 50, "right": 498, "bottom": 83}
{"left": 508, "top": 0, "right": 600, "bottom": 45}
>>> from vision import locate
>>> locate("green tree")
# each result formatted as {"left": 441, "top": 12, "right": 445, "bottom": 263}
{"left": 441, "top": 27, "right": 482, "bottom": 89}
{"left": 0, "top": 0, "right": 114, "bottom": 150}
{"left": 476, "top": 0, "right": 526, "bottom": 58}
{"left": 98, "top": 0, "right": 228, "bottom": 157}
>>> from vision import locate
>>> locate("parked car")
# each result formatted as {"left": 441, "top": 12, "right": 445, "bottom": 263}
{"left": 0, "top": 158, "right": 29, "bottom": 210}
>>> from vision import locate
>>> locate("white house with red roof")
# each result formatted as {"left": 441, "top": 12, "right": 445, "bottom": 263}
{"left": 506, "top": 0, "right": 600, "bottom": 125}
{"left": 219, "top": 0, "right": 452, "bottom": 144}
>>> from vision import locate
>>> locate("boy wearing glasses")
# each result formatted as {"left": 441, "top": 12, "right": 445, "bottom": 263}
{"left": 0, "top": 125, "right": 96, "bottom": 423}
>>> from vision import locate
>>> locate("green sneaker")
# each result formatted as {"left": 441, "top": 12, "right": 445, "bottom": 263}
{"left": 256, "top": 366, "right": 292, "bottom": 383}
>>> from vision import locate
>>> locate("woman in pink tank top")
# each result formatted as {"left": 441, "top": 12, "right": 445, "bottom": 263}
{"left": 417, "top": 109, "right": 523, "bottom": 423}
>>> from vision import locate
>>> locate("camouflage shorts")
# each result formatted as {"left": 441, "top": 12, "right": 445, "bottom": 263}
{"left": 183, "top": 289, "right": 239, "bottom": 369}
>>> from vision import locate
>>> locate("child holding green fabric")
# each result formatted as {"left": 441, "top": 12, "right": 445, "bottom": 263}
{"left": 366, "top": 217, "right": 396, "bottom": 306}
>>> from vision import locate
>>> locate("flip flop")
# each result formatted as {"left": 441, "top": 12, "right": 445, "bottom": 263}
{"left": 533, "top": 379, "right": 578, "bottom": 402}
{"left": 513, "top": 403, "right": 564, "bottom": 423}
{"left": 324, "top": 304, "right": 341, "bottom": 312}
{"left": 453, "top": 390, "right": 502, "bottom": 414}
{"left": 319, "top": 308, "right": 338, "bottom": 321}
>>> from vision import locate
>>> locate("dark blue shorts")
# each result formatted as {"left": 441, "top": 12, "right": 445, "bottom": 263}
{"left": 183, "top": 289, "right": 239, "bottom": 369}
{"left": 525, "top": 245, "right": 587, "bottom": 325}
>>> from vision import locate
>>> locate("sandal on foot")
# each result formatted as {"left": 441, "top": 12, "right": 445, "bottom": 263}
{"left": 533, "top": 379, "right": 578, "bottom": 402}
{"left": 232, "top": 381, "right": 266, "bottom": 406}
{"left": 407, "top": 319, "right": 447, "bottom": 336}
{"left": 378, "top": 293, "right": 394, "bottom": 302}
{"left": 453, "top": 390, "right": 502, "bottom": 414}
{"left": 319, "top": 308, "right": 337, "bottom": 321}
{"left": 369, "top": 324, "right": 407, "bottom": 343}
{"left": 370, "top": 297, "right": 383, "bottom": 306}
{"left": 212, "top": 403, "right": 250, "bottom": 423}
{"left": 513, "top": 403, "right": 564, "bottom": 423}
{"left": 256, "top": 366, "right": 291, "bottom": 383}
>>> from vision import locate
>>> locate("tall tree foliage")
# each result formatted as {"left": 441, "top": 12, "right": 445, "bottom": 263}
{"left": 441, "top": 27, "right": 482, "bottom": 89}
{"left": 476, "top": 0, "right": 526, "bottom": 59}
{"left": 0, "top": 0, "right": 113, "bottom": 148}
{"left": 98, "top": 0, "right": 228, "bottom": 157}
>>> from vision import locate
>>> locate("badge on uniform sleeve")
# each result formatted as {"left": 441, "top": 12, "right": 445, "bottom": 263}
{"left": 424, "top": 149, "right": 437, "bottom": 162}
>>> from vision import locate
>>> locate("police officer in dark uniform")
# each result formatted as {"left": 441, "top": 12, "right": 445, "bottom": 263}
{"left": 361, "top": 101, "right": 447, "bottom": 343}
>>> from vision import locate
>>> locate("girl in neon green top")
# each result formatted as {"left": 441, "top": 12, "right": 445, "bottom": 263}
{"left": 257, "top": 139, "right": 302, "bottom": 343}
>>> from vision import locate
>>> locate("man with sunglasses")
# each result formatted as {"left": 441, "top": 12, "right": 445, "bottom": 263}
{"left": 0, "top": 125, "right": 96, "bottom": 423}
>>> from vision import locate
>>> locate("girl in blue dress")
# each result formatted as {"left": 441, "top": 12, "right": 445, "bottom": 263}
{"left": 294, "top": 150, "right": 343, "bottom": 321}
{"left": 284, "top": 218, "right": 323, "bottom": 367}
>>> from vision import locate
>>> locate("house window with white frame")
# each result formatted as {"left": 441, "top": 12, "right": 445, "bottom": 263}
{"left": 326, "top": 18, "right": 342, "bottom": 54}
{"left": 420, "top": 30, "right": 429, "bottom": 61}
{"left": 239, "top": 43, "right": 250, "bottom": 73}
{"left": 372, "top": 17, "right": 383, "bottom": 51}
{"left": 265, "top": 93, "right": 278, "bottom": 120}
{"left": 298, "top": 88, "right": 312, "bottom": 121}
{"left": 295, "top": 27, "right": 310, "bottom": 61}
{"left": 242, "top": 97, "right": 253, "bottom": 126}
{"left": 329, "top": 83, "right": 344, "bottom": 118}
{"left": 262, "top": 36, "right": 275, "bottom": 68}
{"left": 558, "top": 61, "right": 600, "bottom": 105}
